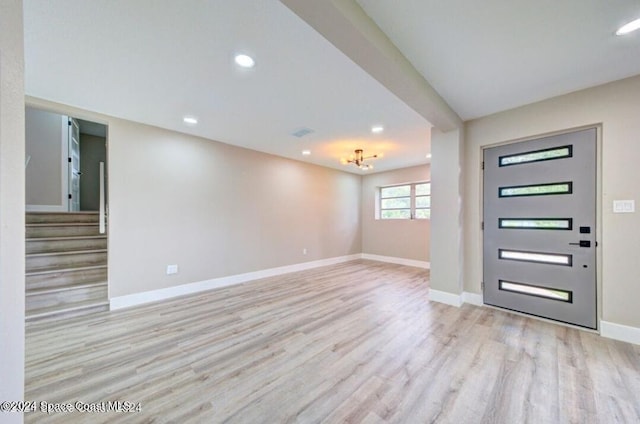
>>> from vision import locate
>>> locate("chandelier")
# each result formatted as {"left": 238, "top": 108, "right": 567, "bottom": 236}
{"left": 341, "top": 149, "right": 382, "bottom": 170}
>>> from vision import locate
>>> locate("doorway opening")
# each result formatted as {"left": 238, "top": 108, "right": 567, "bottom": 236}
{"left": 24, "top": 106, "right": 110, "bottom": 322}
{"left": 25, "top": 107, "right": 107, "bottom": 213}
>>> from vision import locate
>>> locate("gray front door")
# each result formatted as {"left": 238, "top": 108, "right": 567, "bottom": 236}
{"left": 483, "top": 128, "right": 597, "bottom": 329}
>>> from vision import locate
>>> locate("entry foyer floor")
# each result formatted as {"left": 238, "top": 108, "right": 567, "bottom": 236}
{"left": 25, "top": 260, "right": 640, "bottom": 423}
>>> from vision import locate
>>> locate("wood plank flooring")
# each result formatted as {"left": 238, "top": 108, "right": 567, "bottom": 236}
{"left": 25, "top": 260, "right": 640, "bottom": 423}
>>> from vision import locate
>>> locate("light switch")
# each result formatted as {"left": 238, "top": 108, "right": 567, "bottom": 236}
{"left": 613, "top": 200, "right": 635, "bottom": 213}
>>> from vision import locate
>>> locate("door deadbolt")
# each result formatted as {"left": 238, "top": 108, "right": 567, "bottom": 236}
{"left": 569, "top": 240, "right": 591, "bottom": 248}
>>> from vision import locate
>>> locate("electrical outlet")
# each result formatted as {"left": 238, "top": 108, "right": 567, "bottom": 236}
{"left": 303, "top": 248, "right": 307, "bottom": 255}
{"left": 166, "top": 264, "right": 178, "bottom": 275}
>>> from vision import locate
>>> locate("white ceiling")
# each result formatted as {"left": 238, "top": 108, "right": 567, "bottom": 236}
{"left": 356, "top": 0, "right": 640, "bottom": 120}
{"left": 23, "top": 1, "right": 640, "bottom": 173}
{"left": 23, "top": 0, "right": 431, "bottom": 174}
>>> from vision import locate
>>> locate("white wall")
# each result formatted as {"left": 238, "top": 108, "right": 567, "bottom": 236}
{"left": 25, "top": 107, "right": 65, "bottom": 209}
{"left": 0, "top": 0, "right": 26, "bottom": 422}
{"left": 361, "top": 165, "right": 430, "bottom": 263}
{"left": 464, "top": 74, "right": 640, "bottom": 330}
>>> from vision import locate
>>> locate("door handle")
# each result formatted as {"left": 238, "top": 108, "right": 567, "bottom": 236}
{"left": 569, "top": 240, "right": 591, "bottom": 248}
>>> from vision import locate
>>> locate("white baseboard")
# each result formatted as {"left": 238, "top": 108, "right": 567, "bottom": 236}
{"left": 361, "top": 253, "right": 430, "bottom": 269}
{"left": 427, "top": 290, "right": 483, "bottom": 308}
{"left": 428, "top": 289, "right": 463, "bottom": 307}
{"left": 462, "top": 291, "right": 484, "bottom": 306}
{"left": 601, "top": 320, "right": 640, "bottom": 345}
{"left": 110, "top": 254, "right": 361, "bottom": 310}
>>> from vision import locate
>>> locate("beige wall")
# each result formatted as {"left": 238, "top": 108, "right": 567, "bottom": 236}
{"left": 26, "top": 98, "right": 363, "bottom": 298}
{"left": 464, "top": 74, "right": 640, "bottom": 329}
{"left": 0, "top": 0, "right": 26, "bottom": 421}
{"left": 25, "top": 107, "right": 64, "bottom": 207}
{"left": 108, "top": 119, "right": 362, "bottom": 297}
{"left": 361, "top": 165, "right": 430, "bottom": 262}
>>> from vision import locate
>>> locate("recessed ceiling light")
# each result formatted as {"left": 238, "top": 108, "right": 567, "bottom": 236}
{"left": 302, "top": 150, "right": 311, "bottom": 156}
{"left": 616, "top": 18, "right": 640, "bottom": 35}
{"left": 183, "top": 116, "right": 198, "bottom": 125}
{"left": 234, "top": 54, "right": 255, "bottom": 68}
{"left": 371, "top": 126, "right": 384, "bottom": 133}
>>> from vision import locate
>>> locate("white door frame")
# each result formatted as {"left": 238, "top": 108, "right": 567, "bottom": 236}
{"left": 67, "top": 117, "right": 81, "bottom": 211}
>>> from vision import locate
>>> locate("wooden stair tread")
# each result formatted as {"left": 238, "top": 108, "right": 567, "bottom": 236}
{"left": 27, "top": 211, "right": 100, "bottom": 214}
{"left": 26, "top": 222, "right": 102, "bottom": 227}
{"left": 26, "top": 300, "right": 110, "bottom": 321}
{"left": 26, "top": 249, "right": 107, "bottom": 258}
{"left": 27, "top": 235, "right": 107, "bottom": 242}
{"left": 26, "top": 273, "right": 108, "bottom": 291}
{"left": 26, "top": 281, "right": 107, "bottom": 296}
{"left": 26, "top": 264, "right": 107, "bottom": 276}
{"left": 25, "top": 212, "right": 110, "bottom": 322}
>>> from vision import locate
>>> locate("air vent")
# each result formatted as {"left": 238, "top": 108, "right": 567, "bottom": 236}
{"left": 290, "top": 127, "right": 314, "bottom": 138}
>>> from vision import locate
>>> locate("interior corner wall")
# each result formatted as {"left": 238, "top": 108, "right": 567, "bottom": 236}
{"left": 0, "top": 0, "right": 26, "bottom": 421}
{"left": 464, "top": 74, "right": 640, "bottom": 330}
{"left": 106, "top": 120, "right": 362, "bottom": 297}
{"left": 430, "top": 128, "right": 464, "bottom": 297}
{"left": 361, "top": 164, "right": 430, "bottom": 262}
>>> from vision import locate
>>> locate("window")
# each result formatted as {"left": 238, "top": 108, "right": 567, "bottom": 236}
{"left": 380, "top": 182, "right": 430, "bottom": 220}
{"left": 498, "top": 249, "right": 572, "bottom": 266}
{"left": 415, "top": 183, "right": 431, "bottom": 219}
{"left": 499, "top": 182, "right": 572, "bottom": 198}
{"left": 499, "top": 145, "right": 572, "bottom": 167}
{"left": 499, "top": 218, "right": 573, "bottom": 230}
{"left": 499, "top": 280, "right": 572, "bottom": 303}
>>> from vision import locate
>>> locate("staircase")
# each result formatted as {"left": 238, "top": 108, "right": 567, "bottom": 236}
{"left": 26, "top": 212, "right": 109, "bottom": 322}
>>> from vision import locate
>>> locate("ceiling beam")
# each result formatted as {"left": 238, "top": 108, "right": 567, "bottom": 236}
{"left": 280, "top": 0, "right": 462, "bottom": 132}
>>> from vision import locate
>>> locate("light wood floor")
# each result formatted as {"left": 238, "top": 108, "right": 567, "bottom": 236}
{"left": 25, "top": 260, "right": 640, "bottom": 423}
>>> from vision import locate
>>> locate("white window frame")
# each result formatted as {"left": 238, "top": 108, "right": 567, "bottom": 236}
{"left": 378, "top": 181, "right": 430, "bottom": 220}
